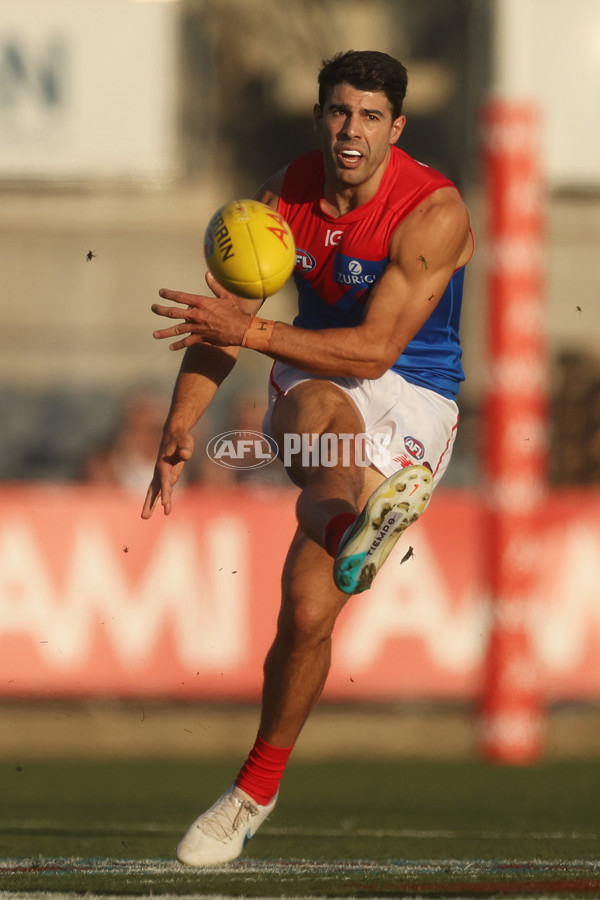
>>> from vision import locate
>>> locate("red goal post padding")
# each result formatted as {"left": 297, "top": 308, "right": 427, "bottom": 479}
{"left": 479, "top": 100, "right": 549, "bottom": 763}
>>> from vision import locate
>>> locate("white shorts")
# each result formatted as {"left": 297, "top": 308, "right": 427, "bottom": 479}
{"left": 263, "top": 361, "right": 459, "bottom": 488}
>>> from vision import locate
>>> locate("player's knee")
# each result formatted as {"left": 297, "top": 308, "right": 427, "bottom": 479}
{"left": 278, "top": 597, "right": 337, "bottom": 650}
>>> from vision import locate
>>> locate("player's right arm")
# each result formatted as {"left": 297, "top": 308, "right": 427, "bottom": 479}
{"left": 141, "top": 342, "right": 232, "bottom": 519}
{"left": 142, "top": 168, "right": 288, "bottom": 520}
{"left": 141, "top": 282, "right": 263, "bottom": 520}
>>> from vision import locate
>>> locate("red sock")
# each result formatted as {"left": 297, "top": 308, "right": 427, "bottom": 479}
{"left": 324, "top": 511, "right": 357, "bottom": 558}
{"left": 235, "top": 735, "right": 294, "bottom": 805}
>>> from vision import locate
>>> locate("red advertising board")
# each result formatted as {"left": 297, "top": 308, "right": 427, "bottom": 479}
{"left": 1, "top": 484, "right": 599, "bottom": 702}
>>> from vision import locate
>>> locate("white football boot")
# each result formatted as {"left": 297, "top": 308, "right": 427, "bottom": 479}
{"left": 176, "top": 784, "right": 277, "bottom": 866}
{"left": 333, "top": 465, "right": 432, "bottom": 594}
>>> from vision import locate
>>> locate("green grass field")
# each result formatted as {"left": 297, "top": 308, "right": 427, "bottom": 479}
{"left": 1, "top": 756, "right": 599, "bottom": 897}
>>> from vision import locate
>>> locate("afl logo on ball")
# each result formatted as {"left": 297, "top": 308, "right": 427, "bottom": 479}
{"left": 404, "top": 436, "right": 425, "bottom": 461}
{"left": 204, "top": 230, "right": 215, "bottom": 257}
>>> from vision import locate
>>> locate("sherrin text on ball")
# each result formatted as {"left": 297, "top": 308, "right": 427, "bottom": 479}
{"left": 204, "top": 199, "right": 296, "bottom": 299}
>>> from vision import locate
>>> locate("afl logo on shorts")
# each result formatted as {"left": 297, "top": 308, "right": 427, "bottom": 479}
{"left": 404, "top": 436, "right": 425, "bottom": 461}
{"left": 295, "top": 248, "right": 316, "bottom": 272}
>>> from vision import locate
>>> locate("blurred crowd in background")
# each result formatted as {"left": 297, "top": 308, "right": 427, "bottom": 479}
{"left": 4, "top": 349, "right": 600, "bottom": 490}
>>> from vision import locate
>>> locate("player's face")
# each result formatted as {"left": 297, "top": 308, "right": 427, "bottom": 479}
{"left": 314, "top": 83, "right": 406, "bottom": 193}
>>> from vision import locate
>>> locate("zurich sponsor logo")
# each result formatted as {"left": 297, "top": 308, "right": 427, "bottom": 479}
{"left": 404, "top": 436, "right": 425, "bottom": 461}
{"left": 334, "top": 253, "right": 385, "bottom": 286}
{"left": 295, "top": 248, "right": 316, "bottom": 272}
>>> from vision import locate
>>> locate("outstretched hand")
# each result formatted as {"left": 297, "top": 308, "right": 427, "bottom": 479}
{"left": 151, "top": 271, "right": 251, "bottom": 352}
{"left": 141, "top": 429, "right": 195, "bottom": 519}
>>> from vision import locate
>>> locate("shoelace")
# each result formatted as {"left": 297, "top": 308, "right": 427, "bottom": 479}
{"left": 199, "top": 793, "right": 258, "bottom": 842}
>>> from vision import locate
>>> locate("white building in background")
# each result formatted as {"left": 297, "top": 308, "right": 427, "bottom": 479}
{"left": 1, "top": 0, "right": 598, "bottom": 189}
{"left": 493, "top": 0, "right": 600, "bottom": 189}
{"left": 0, "top": 0, "right": 180, "bottom": 182}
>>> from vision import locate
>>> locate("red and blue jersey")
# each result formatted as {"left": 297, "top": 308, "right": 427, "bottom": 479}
{"left": 277, "top": 146, "right": 467, "bottom": 400}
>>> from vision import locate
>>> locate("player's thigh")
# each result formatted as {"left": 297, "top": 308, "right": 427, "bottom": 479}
{"left": 270, "top": 378, "right": 366, "bottom": 446}
{"left": 270, "top": 379, "right": 369, "bottom": 486}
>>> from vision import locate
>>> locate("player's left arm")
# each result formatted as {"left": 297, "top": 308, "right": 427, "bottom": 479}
{"left": 250, "top": 186, "right": 472, "bottom": 378}
{"left": 355, "top": 187, "right": 473, "bottom": 376}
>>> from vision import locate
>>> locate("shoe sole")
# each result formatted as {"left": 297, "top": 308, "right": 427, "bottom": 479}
{"left": 333, "top": 465, "right": 432, "bottom": 594}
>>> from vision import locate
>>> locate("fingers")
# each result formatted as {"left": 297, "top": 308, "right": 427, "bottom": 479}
{"left": 141, "top": 477, "right": 174, "bottom": 518}
{"left": 153, "top": 279, "right": 248, "bottom": 347}
{"left": 141, "top": 474, "right": 174, "bottom": 518}
{"left": 141, "top": 482, "right": 160, "bottom": 519}
{"left": 205, "top": 270, "right": 229, "bottom": 296}
{"left": 160, "top": 486, "right": 173, "bottom": 516}
{"left": 150, "top": 301, "right": 190, "bottom": 340}
{"left": 173, "top": 433, "right": 195, "bottom": 460}
{"left": 151, "top": 314, "right": 206, "bottom": 351}
{"left": 151, "top": 322, "right": 187, "bottom": 348}
{"left": 158, "top": 288, "right": 202, "bottom": 306}
{"left": 155, "top": 331, "right": 205, "bottom": 352}
{"left": 152, "top": 295, "right": 207, "bottom": 350}
{"left": 152, "top": 320, "right": 185, "bottom": 340}
{"left": 151, "top": 302, "right": 190, "bottom": 319}
{"left": 141, "top": 432, "right": 195, "bottom": 519}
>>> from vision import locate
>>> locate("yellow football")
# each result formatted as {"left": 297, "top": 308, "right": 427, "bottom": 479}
{"left": 203, "top": 199, "right": 296, "bottom": 299}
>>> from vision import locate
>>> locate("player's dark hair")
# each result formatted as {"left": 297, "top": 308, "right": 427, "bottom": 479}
{"left": 318, "top": 50, "right": 408, "bottom": 119}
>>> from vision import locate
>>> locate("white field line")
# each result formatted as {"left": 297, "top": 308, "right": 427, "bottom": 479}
{"left": 0, "top": 893, "right": 411, "bottom": 900}
{"left": 5, "top": 820, "right": 600, "bottom": 841}
{"left": 2, "top": 894, "right": 381, "bottom": 900}
{"left": 265, "top": 826, "right": 600, "bottom": 840}
{"left": 2, "top": 858, "right": 600, "bottom": 876}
